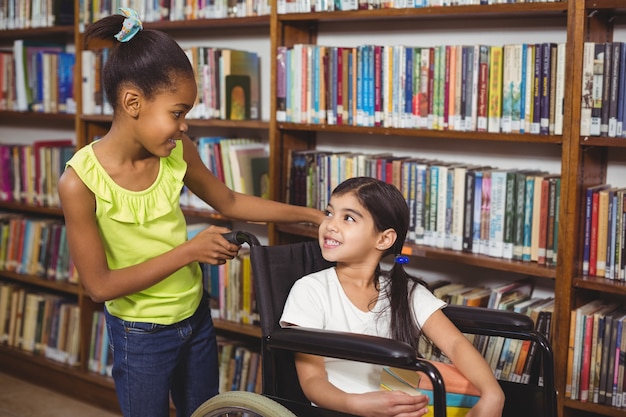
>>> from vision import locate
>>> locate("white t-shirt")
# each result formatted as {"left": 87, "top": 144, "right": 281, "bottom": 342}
{"left": 279, "top": 267, "right": 446, "bottom": 394}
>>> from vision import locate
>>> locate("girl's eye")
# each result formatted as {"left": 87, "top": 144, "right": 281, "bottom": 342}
{"left": 344, "top": 215, "right": 355, "bottom": 222}
{"left": 324, "top": 210, "right": 332, "bottom": 217}
{"left": 173, "top": 111, "right": 183, "bottom": 118}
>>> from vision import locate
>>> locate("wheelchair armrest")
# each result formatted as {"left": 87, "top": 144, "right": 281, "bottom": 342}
{"left": 443, "top": 305, "right": 535, "bottom": 335}
{"left": 268, "top": 326, "right": 417, "bottom": 366}
{"left": 267, "top": 327, "right": 447, "bottom": 417}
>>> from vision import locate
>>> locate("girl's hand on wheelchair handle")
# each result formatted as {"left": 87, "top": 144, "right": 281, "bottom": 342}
{"left": 188, "top": 225, "right": 241, "bottom": 265}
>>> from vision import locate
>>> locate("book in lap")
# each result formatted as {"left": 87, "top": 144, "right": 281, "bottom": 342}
{"left": 381, "top": 361, "right": 480, "bottom": 417}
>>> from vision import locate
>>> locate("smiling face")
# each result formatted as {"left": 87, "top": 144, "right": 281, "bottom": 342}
{"left": 132, "top": 74, "right": 197, "bottom": 157}
{"left": 319, "top": 191, "right": 394, "bottom": 267}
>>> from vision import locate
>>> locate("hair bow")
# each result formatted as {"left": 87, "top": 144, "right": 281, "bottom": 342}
{"left": 114, "top": 8, "right": 143, "bottom": 42}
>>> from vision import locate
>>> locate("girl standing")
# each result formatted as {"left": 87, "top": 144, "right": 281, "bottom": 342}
{"left": 59, "top": 9, "right": 324, "bottom": 417}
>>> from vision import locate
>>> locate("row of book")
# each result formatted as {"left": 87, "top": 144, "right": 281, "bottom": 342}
{"left": 0, "top": 213, "right": 78, "bottom": 284}
{"left": 0, "top": 140, "right": 74, "bottom": 207}
{"left": 81, "top": 46, "right": 260, "bottom": 120}
{"left": 566, "top": 300, "right": 626, "bottom": 408}
{"left": 0, "top": 0, "right": 74, "bottom": 30}
{"left": 1, "top": 40, "right": 76, "bottom": 113}
{"left": 87, "top": 310, "right": 112, "bottom": 377}
{"left": 582, "top": 185, "right": 626, "bottom": 280}
{"left": 580, "top": 42, "right": 626, "bottom": 138}
{"left": 0, "top": 281, "right": 80, "bottom": 366}
{"left": 218, "top": 339, "right": 263, "bottom": 393}
{"left": 277, "top": 42, "right": 566, "bottom": 135}
{"left": 187, "top": 222, "right": 259, "bottom": 325}
{"left": 181, "top": 137, "right": 269, "bottom": 208}
{"left": 424, "top": 278, "right": 554, "bottom": 387}
{"left": 289, "top": 149, "right": 561, "bottom": 265}
{"left": 277, "top": 0, "right": 564, "bottom": 14}
{"left": 78, "top": 0, "right": 271, "bottom": 29}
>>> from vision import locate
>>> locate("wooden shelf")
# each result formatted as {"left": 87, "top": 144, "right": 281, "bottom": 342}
{"left": 0, "top": 202, "right": 64, "bottom": 217}
{"left": 276, "top": 224, "right": 556, "bottom": 279}
{"left": 0, "top": 25, "right": 74, "bottom": 40}
{"left": 573, "top": 275, "right": 626, "bottom": 296}
{"left": 0, "top": 270, "right": 80, "bottom": 295}
{"left": 0, "top": 111, "right": 75, "bottom": 127}
{"left": 278, "top": 3, "right": 568, "bottom": 23}
{"left": 278, "top": 122, "right": 564, "bottom": 144}
{"left": 80, "top": 114, "right": 269, "bottom": 130}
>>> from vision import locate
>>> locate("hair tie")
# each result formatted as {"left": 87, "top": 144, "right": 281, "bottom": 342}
{"left": 114, "top": 8, "right": 143, "bottom": 43}
{"left": 394, "top": 255, "right": 409, "bottom": 265}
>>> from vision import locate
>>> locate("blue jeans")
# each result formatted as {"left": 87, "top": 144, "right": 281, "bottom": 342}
{"left": 105, "top": 292, "right": 219, "bottom": 417}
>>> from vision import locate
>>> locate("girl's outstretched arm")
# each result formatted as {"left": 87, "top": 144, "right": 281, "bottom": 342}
{"left": 181, "top": 136, "right": 325, "bottom": 226}
{"left": 422, "top": 309, "right": 505, "bottom": 417}
{"left": 58, "top": 168, "right": 240, "bottom": 302}
{"left": 294, "top": 352, "right": 430, "bottom": 417}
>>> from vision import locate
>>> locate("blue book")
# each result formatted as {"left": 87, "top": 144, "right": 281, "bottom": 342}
{"left": 405, "top": 46, "right": 414, "bottom": 127}
{"left": 471, "top": 170, "right": 483, "bottom": 254}
{"left": 522, "top": 176, "right": 535, "bottom": 261}
{"left": 356, "top": 45, "right": 364, "bottom": 126}
{"left": 312, "top": 46, "right": 320, "bottom": 124}
{"left": 519, "top": 43, "right": 528, "bottom": 134}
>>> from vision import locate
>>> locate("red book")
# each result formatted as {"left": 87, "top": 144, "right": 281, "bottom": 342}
{"left": 443, "top": 45, "right": 452, "bottom": 131}
{"left": 476, "top": 45, "right": 490, "bottom": 132}
{"left": 537, "top": 176, "right": 553, "bottom": 265}
{"left": 579, "top": 310, "right": 596, "bottom": 401}
{"left": 336, "top": 47, "right": 343, "bottom": 125}
{"left": 374, "top": 45, "right": 382, "bottom": 127}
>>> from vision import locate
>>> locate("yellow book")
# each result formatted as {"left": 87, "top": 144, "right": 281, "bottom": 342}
{"left": 487, "top": 45, "right": 503, "bottom": 133}
{"left": 380, "top": 363, "right": 479, "bottom": 417}
{"left": 596, "top": 188, "right": 610, "bottom": 277}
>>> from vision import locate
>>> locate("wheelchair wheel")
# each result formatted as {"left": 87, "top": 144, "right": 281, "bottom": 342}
{"left": 191, "top": 391, "right": 297, "bottom": 417}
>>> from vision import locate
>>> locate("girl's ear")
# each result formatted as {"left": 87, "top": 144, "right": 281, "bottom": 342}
{"left": 121, "top": 88, "right": 142, "bottom": 118}
{"left": 376, "top": 228, "right": 397, "bottom": 252}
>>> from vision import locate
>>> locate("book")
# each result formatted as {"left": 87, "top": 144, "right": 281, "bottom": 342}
{"left": 220, "top": 49, "right": 260, "bottom": 119}
{"left": 488, "top": 169, "right": 507, "bottom": 258}
{"left": 591, "top": 43, "right": 605, "bottom": 136}
{"left": 487, "top": 45, "right": 503, "bottom": 133}
{"left": 476, "top": 45, "right": 490, "bottom": 132}
{"left": 580, "top": 42, "right": 596, "bottom": 136}
{"left": 380, "top": 364, "right": 479, "bottom": 417}
{"left": 596, "top": 188, "right": 612, "bottom": 277}
{"left": 228, "top": 143, "right": 268, "bottom": 195}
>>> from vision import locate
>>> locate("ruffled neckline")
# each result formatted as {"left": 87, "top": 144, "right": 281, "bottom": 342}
{"left": 74, "top": 141, "right": 186, "bottom": 224}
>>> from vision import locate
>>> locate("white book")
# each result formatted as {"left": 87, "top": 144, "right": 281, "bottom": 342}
{"left": 81, "top": 49, "right": 96, "bottom": 115}
{"left": 451, "top": 165, "right": 467, "bottom": 251}
{"left": 554, "top": 43, "right": 566, "bottom": 135}
{"left": 488, "top": 170, "right": 507, "bottom": 258}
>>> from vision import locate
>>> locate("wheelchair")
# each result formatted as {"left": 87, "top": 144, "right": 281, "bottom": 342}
{"left": 192, "top": 231, "right": 556, "bottom": 417}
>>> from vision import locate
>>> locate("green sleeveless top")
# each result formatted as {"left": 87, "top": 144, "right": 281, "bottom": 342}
{"left": 66, "top": 141, "right": 202, "bottom": 324}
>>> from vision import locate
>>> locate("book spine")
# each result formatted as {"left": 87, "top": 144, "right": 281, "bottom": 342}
{"left": 531, "top": 43, "right": 542, "bottom": 134}
{"left": 476, "top": 45, "right": 489, "bottom": 132}
{"left": 462, "top": 169, "right": 476, "bottom": 253}
{"left": 471, "top": 170, "right": 483, "bottom": 254}
{"left": 600, "top": 42, "right": 613, "bottom": 137}
{"left": 580, "top": 42, "right": 596, "bottom": 137}
{"left": 539, "top": 43, "right": 552, "bottom": 135}
{"left": 488, "top": 171, "right": 506, "bottom": 258}
{"left": 487, "top": 46, "right": 503, "bottom": 133}
{"left": 618, "top": 43, "right": 626, "bottom": 137}
{"left": 502, "top": 171, "right": 516, "bottom": 260}
{"left": 608, "top": 42, "right": 621, "bottom": 137}
{"left": 591, "top": 43, "right": 605, "bottom": 136}
{"left": 522, "top": 176, "right": 534, "bottom": 262}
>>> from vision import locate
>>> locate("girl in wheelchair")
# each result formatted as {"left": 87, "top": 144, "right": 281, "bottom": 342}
{"left": 280, "top": 177, "right": 504, "bottom": 417}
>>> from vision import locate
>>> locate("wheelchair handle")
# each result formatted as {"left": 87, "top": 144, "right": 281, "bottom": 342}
{"left": 222, "top": 231, "right": 261, "bottom": 247}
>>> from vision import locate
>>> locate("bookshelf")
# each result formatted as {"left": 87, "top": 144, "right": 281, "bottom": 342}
{"left": 267, "top": 2, "right": 623, "bottom": 417}
{"left": 2, "top": 2, "right": 626, "bottom": 417}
